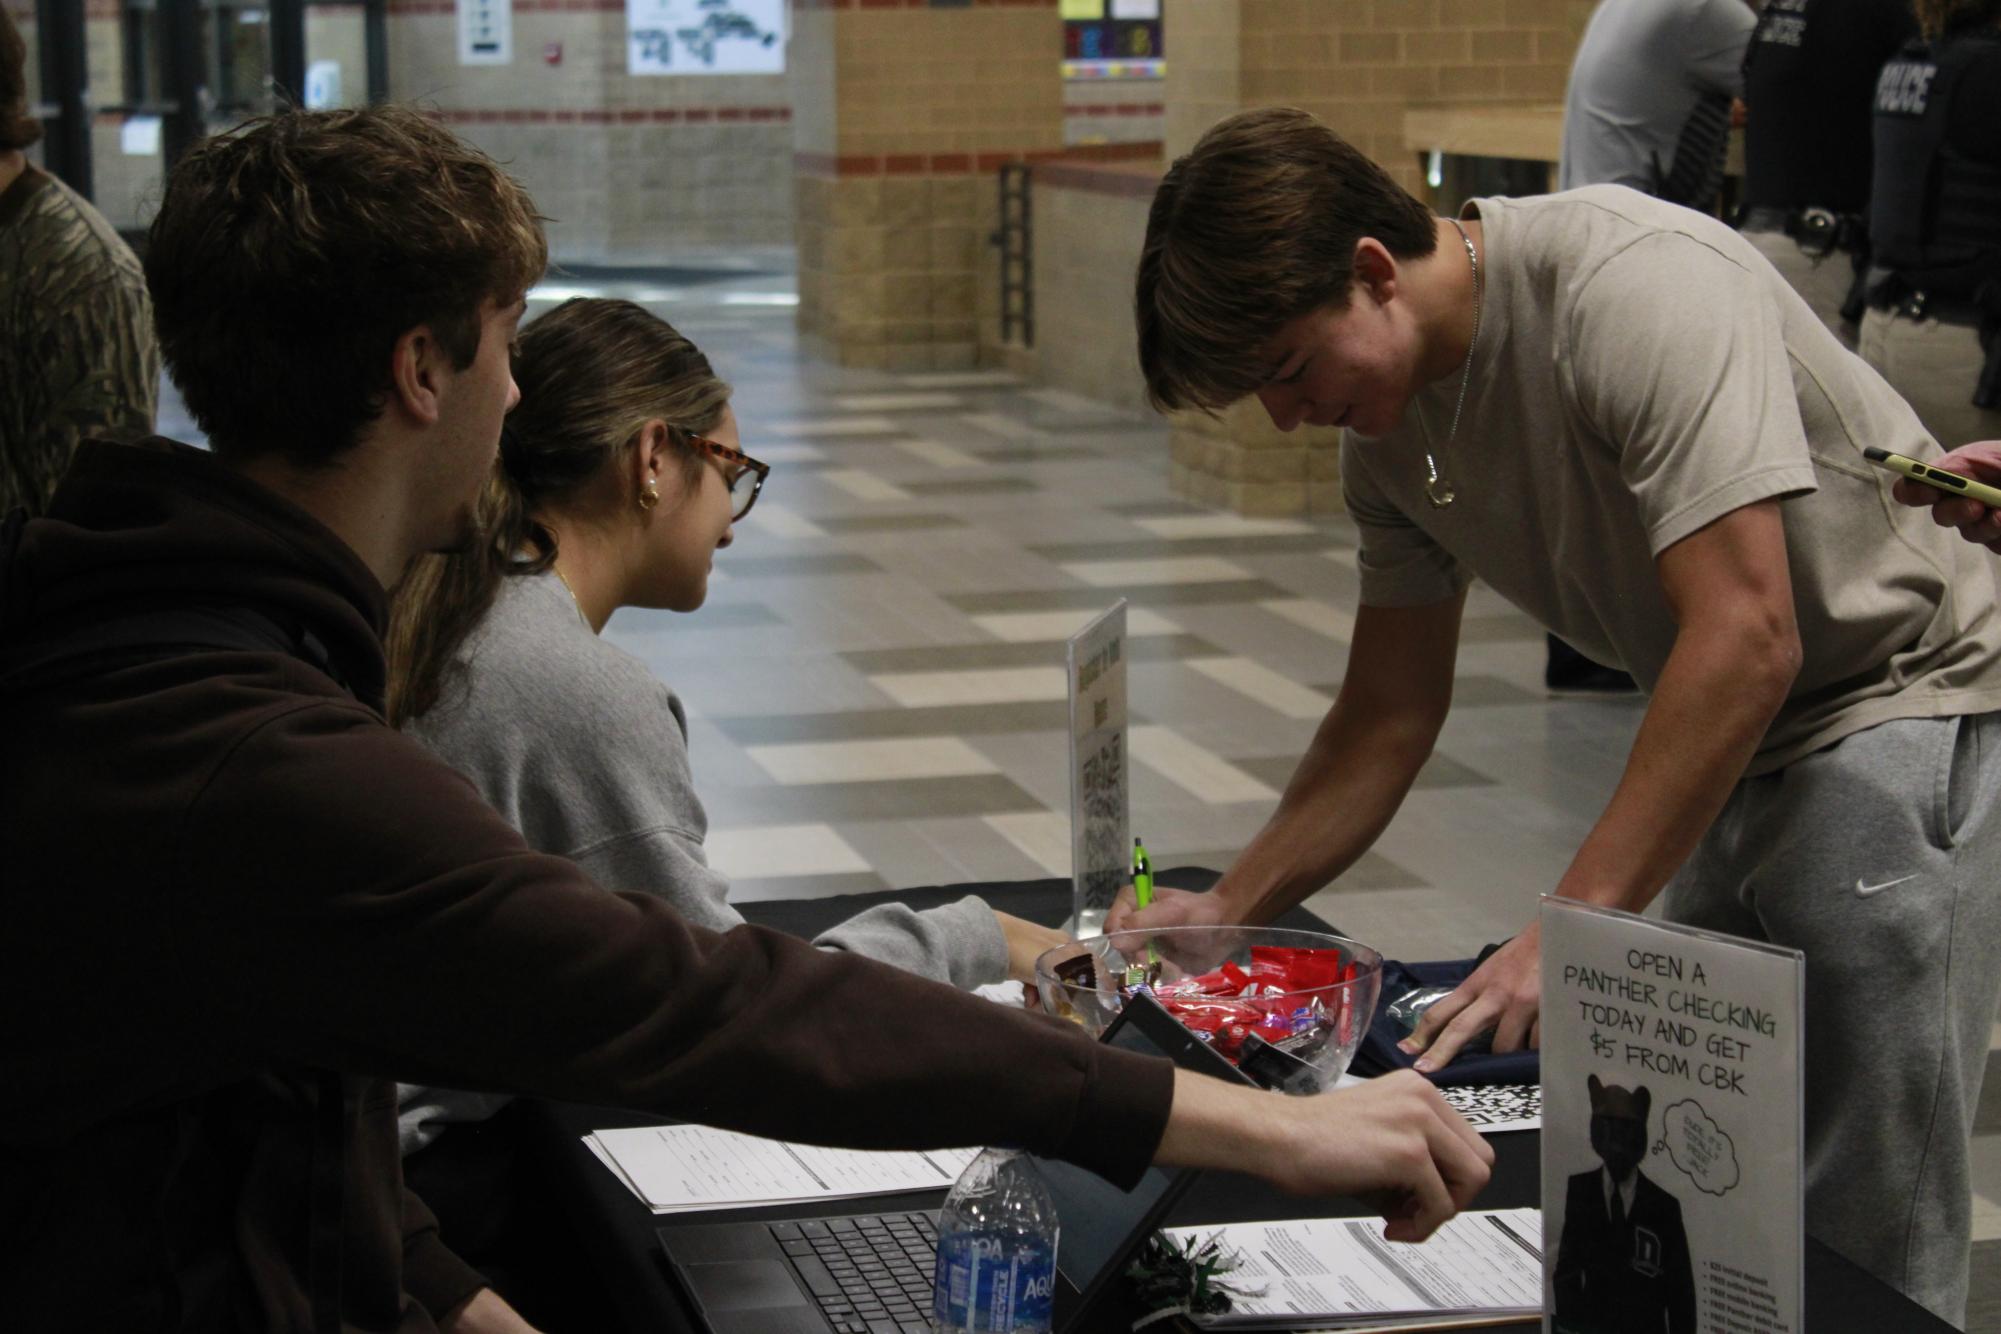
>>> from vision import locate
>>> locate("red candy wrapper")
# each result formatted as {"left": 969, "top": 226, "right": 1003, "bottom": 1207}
{"left": 1127, "top": 944, "right": 1359, "bottom": 1073}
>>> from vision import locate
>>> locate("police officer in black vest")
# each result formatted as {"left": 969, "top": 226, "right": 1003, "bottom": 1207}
{"left": 1860, "top": 0, "right": 2001, "bottom": 447}
{"left": 1737, "top": 0, "right": 1916, "bottom": 345}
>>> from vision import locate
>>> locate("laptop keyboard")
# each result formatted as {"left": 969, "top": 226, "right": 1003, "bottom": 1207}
{"left": 769, "top": 1211, "right": 938, "bottom": 1334}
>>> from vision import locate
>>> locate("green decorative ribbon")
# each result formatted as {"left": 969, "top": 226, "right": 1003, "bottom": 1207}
{"left": 1126, "top": 1228, "right": 1264, "bottom": 1330}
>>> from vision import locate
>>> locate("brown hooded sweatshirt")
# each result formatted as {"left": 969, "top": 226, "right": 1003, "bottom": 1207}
{"left": 0, "top": 439, "right": 1173, "bottom": 1332}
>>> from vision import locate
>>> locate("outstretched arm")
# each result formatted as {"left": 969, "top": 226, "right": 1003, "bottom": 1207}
{"left": 1107, "top": 592, "right": 1464, "bottom": 933}
{"left": 1159, "top": 1068, "right": 1493, "bottom": 1241}
{"left": 1406, "top": 500, "right": 1800, "bottom": 1069}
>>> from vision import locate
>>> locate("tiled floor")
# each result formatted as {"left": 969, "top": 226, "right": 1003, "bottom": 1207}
{"left": 154, "top": 260, "right": 2001, "bottom": 1331}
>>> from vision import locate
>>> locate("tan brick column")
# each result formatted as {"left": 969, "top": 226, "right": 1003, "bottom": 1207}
{"left": 791, "top": 0, "right": 1064, "bottom": 372}
{"left": 1156, "top": 0, "right": 1591, "bottom": 515}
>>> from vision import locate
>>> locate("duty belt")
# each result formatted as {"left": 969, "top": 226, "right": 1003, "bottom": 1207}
{"left": 1864, "top": 270, "right": 2001, "bottom": 410}
{"left": 1864, "top": 268, "right": 1986, "bottom": 326}
{"left": 1741, "top": 206, "right": 1866, "bottom": 259}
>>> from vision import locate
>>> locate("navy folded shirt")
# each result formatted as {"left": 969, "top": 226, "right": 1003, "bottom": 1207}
{"left": 1351, "top": 953, "right": 1542, "bottom": 1088}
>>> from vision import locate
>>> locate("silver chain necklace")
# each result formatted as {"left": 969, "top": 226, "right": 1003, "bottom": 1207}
{"left": 1421, "top": 219, "right": 1482, "bottom": 509}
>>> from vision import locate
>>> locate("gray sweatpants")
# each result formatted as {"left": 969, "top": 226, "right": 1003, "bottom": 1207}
{"left": 1664, "top": 713, "right": 2001, "bottom": 1330}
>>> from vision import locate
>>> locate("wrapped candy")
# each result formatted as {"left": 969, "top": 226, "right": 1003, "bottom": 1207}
{"left": 1116, "top": 944, "right": 1357, "bottom": 1074}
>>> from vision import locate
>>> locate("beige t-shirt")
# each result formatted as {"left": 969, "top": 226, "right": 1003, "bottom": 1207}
{"left": 1342, "top": 186, "right": 2001, "bottom": 774}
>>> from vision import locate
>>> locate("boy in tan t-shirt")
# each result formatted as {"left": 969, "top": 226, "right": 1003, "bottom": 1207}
{"left": 1117, "top": 107, "right": 2001, "bottom": 1327}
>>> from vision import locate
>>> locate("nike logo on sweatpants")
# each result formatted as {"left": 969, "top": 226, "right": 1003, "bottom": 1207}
{"left": 1855, "top": 874, "right": 1919, "bottom": 898}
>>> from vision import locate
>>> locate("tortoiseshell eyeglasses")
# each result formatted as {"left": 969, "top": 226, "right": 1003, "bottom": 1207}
{"left": 681, "top": 432, "right": 770, "bottom": 522}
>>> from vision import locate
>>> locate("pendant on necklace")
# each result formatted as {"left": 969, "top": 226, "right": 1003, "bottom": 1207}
{"left": 1424, "top": 453, "right": 1456, "bottom": 509}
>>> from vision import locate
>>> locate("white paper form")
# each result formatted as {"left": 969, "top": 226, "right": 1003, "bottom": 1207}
{"left": 1167, "top": 1208, "right": 1543, "bottom": 1326}
{"left": 585, "top": 1124, "right": 979, "bottom": 1214}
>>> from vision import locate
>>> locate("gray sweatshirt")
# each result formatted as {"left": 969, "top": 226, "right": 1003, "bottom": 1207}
{"left": 397, "top": 572, "right": 1008, "bottom": 1152}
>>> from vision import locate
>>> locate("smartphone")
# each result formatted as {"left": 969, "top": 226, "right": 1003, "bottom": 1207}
{"left": 1863, "top": 446, "right": 2001, "bottom": 508}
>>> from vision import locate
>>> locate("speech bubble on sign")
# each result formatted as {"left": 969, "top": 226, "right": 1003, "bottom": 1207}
{"left": 1654, "top": 1098, "right": 1740, "bottom": 1197}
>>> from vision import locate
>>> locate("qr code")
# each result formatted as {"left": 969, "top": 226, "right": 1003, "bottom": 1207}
{"left": 1441, "top": 1082, "right": 1541, "bottom": 1132}
{"left": 1077, "top": 733, "right": 1125, "bottom": 902}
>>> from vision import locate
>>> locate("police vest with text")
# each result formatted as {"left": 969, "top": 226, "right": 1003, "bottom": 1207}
{"left": 1870, "top": 31, "right": 2001, "bottom": 297}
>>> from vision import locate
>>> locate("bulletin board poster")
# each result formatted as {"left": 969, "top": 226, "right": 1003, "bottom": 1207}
{"left": 457, "top": 0, "right": 512, "bottom": 65}
{"left": 1065, "top": 600, "right": 1127, "bottom": 938}
{"left": 629, "top": 0, "right": 787, "bottom": 76}
{"left": 1063, "top": 2, "right": 1161, "bottom": 61}
{"left": 1540, "top": 898, "right": 1804, "bottom": 1334}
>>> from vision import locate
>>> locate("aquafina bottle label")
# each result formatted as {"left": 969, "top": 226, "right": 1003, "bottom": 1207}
{"left": 930, "top": 1148, "right": 1059, "bottom": 1333}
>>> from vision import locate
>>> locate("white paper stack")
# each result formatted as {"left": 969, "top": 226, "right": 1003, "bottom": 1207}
{"left": 584, "top": 1124, "right": 981, "bottom": 1215}
{"left": 1169, "top": 1207, "right": 1544, "bottom": 1330}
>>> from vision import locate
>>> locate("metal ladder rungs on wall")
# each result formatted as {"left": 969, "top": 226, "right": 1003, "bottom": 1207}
{"left": 991, "top": 162, "right": 1033, "bottom": 348}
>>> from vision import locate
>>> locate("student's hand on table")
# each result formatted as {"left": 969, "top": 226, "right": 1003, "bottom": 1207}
{"left": 439, "top": 1288, "right": 543, "bottom": 1334}
{"left": 994, "top": 910, "right": 1069, "bottom": 984}
{"left": 1891, "top": 440, "right": 2001, "bottom": 551}
{"left": 1102, "top": 882, "right": 1236, "bottom": 935}
{"left": 1289, "top": 1072, "right": 1495, "bottom": 1242}
{"left": 1399, "top": 923, "right": 1542, "bottom": 1073}
{"left": 1162, "top": 1069, "right": 1493, "bottom": 1243}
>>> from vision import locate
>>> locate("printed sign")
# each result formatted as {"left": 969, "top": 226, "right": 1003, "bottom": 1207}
{"left": 1540, "top": 897, "right": 1803, "bottom": 1334}
{"left": 1063, "top": 7, "right": 1160, "bottom": 61}
{"left": 628, "top": 0, "right": 786, "bottom": 76}
{"left": 1065, "top": 601, "right": 1127, "bottom": 938}
{"left": 303, "top": 60, "right": 342, "bottom": 110}
{"left": 457, "top": 0, "right": 512, "bottom": 65}
{"left": 119, "top": 115, "right": 162, "bottom": 157}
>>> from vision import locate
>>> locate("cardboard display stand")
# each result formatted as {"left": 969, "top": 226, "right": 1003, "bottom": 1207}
{"left": 1541, "top": 897, "right": 1805, "bottom": 1334}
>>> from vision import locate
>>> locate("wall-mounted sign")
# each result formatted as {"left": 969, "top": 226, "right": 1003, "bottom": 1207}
{"left": 1063, "top": 3, "right": 1160, "bottom": 62}
{"left": 303, "top": 59, "right": 341, "bottom": 110}
{"left": 457, "top": 0, "right": 512, "bottom": 65}
{"left": 1541, "top": 897, "right": 1804, "bottom": 1334}
{"left": 628, "top": 0, "right": 787, "bottom": 76}
{"left": 119, "top": 115, "right": 162, "bottom": 157}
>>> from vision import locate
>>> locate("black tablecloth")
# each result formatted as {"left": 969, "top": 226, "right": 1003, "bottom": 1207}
{"left": 510, "top": 870, "right": 1951, "bottom": 1334}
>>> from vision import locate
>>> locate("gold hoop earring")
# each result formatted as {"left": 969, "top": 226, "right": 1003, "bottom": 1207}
{"left": 639, "top": 480, "right": 659, "bottom": 512}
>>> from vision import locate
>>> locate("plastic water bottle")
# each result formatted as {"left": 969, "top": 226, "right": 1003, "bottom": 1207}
{"left": 930, "top": 1148, "right": 1059, "bottom": 1334}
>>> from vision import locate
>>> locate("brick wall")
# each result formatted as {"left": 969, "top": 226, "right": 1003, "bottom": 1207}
{"left": 1063, "top": 71, "right": 1163, "bottom": 148}
{"left": 822, "top": 4, "right": 1062, "bottom": 160}
{"left": 793, "top": 0, "right": 1067, "bottom": 371}
{"left": 1030, "top": 157, "right": 1345, "bottom": 516}
{"left": 1170, "top": 397, "right": 1346, "bottom": 516}
{"left": 387, "top": 4, "right": 793, "bottom": 260}
{"left": 797, "top": 170, "right": 988, "bottom": 371}
{"left": 1166, "top": 0, "right": 1595, "bottom": 194}
{"left": 1029, "top": 162, "right": 1153, "bottom": 412}
{"left": 1161, "top": 0, "right": 1243, "bottom": 166}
